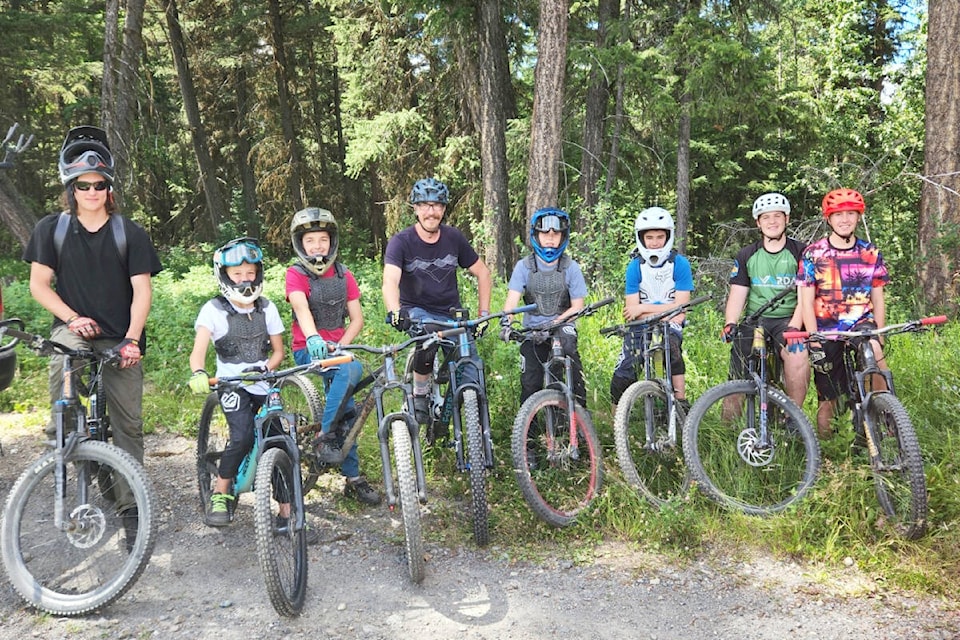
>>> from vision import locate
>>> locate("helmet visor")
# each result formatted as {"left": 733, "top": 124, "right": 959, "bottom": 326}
{"left": 534, "top": 215, "right": 569, "bottom": 233}
{"left": 220, "top": 242, "right": 263, "bottom": 267}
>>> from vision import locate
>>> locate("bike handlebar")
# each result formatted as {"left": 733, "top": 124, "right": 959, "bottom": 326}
{"left": 209, "top": 353, "right": 355, "bottom": 387}
{"left": 336, "top": 327, "right": 468, "bottom": 358}
{"left": 510, "top": 296, "right": 616, "bottom": 341}
{"left": 598, "top": 294, "right": 712, "bottom": 337}
{"left": 783, "top": 316, "right": 948, "bottom": 342}
{"left": 0, "top": 318, "right": 119, "bottom": 363}
{"left": 411, "top": 304, "right": 538, "bottom": 332}
{"left": 740, "top": 286, "right": 796, "bottom": 328}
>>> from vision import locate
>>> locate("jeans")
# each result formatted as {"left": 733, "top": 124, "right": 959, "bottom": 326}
{"left": 294, "top": 348, "right": 362, "bottom": 478}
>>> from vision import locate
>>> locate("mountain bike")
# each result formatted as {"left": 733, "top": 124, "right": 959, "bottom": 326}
{"left": 682, "top": 289, "right": 820, "bottom": 515}
{"left": 195, "top": 353, "right": 351, "bottom": 616}
{"left": 599, "top": 295, "right": 711, "bottom": 507}
{"left": 0, "top": 319, "right": 158, "bottom": 616}
{"left": 402, "top": 304, "right": 536, "bottom": 547}
{"left": 504, "top": 297, "right": 613, "bottom": 527}
{"left": 332, "top": 326, "right": 467, "bottom": 583}
{"left": 784, "top": 316, "right": 947, "bottom": 539}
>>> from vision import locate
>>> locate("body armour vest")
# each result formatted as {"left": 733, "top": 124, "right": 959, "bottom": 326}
{"left": 522, "top": 255, "right": 571, "bottom": 317}
{"left": 637, "top": 251, "right": 677, "bottom": 304}
{"left": 213, "top": 297, "right": 271, "bottom": 364}
{"left": 293, "top": 263, "right": 348, "bottom": 331}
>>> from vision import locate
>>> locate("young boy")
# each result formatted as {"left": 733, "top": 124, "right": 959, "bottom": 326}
{"left": 188, "top": 238, "right": 285, "bottom": 526}
{"left": 798, "top": 188, "right": 889, "bottom": 438}
{"left": 501, "top": 207, "right": 589, "bottom": 407}
{"left": 609, "top": 207, "right": 695, "bottom": 409}
{"left": 286, "top": 207, "right": 381, "bottom": 506}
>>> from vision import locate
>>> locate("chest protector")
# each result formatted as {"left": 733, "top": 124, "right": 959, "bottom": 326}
{"left": 638, "top": 251, "right": 678, "bottom": 304}
{"left": 522, "top": 255, "right": 571, "bottom": 317}
{"left": 213, "top": 297, "right": 270, "bottom": 364}
{"left": 293, "top": 263, "right": 348, "bottom": 331}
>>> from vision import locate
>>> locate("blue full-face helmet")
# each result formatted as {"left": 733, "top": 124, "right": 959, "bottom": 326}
{"left": 530, "top": 207, "right": 570, "bottom": 263}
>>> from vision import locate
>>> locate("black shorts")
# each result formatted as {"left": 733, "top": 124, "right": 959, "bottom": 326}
{"left": 728, "top": 316, "right": 792, "bottom": 380}
{"left": 812, "top": 322, "right": 878, "bottom": 402}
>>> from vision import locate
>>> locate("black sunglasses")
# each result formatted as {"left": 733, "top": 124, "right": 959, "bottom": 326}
{"left": 74, "top": 180, "right": 109, "bottom": 192}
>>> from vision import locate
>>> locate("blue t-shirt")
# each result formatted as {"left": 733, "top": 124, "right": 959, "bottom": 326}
{"left": 507, "top": 255, "right": 588, "bottom": 327}
{"left": 624, "top": 254, "right": 694, "bottom": 303}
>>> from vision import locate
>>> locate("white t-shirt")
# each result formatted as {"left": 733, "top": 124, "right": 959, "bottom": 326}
{"left": 194, "top": 297, "right": 284, "bottom": 396}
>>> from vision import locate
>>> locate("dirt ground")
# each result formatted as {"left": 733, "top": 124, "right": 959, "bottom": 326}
{"left": 0, "top": 421, "right": 956, "bottom": 640}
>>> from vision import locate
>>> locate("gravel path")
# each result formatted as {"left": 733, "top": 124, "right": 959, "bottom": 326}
{"left": 0, "top": 429, "right": 955, "bottom": 639}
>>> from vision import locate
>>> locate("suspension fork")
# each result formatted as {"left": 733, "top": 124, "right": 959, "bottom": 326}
{"left": 559, "top": 338, "right": 580, "bottom": 451}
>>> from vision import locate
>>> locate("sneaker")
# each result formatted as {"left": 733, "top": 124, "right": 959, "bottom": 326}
{"left": 344, "top": 477, "right": 382, "bottom": 506}
{"left": 312, "top": 432, "right": 343, "bottom": 464}
{"left": 120, "top": 507, "right": 138, "bottom": 552}
{"left": 206, "top": 492, "right": 234, "bottom": 527}
{"left": 413, "top": 395, "right": 430, "bottom": 425}
{"left": 274, "top": 515, "right": 321, "bottom": 545}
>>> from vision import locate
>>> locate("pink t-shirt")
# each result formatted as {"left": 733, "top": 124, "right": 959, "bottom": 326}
{"left": 285, "top": 264, "right": 361, "bottom": 350}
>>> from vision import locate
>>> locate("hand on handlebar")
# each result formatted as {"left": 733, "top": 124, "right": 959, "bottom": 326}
{"left": 785, "top": 326, "right": 805, "bottom": 353}
{"left": 306, "top": 334, "right": 328, "bottom": 361}
{"left": 189, "top": 369, "right": 210, "bottom": 394}
{"left": 808, "top": 345, "right": 832, "bottom": 374}
{"left": 67, "top": 315, "right": 101, "bottom": 339}
{"left": 721, "top": 323, "right": 736, "bottom": 343}
{"left": 386, "top": 309, "right": 411, "bottom": 333}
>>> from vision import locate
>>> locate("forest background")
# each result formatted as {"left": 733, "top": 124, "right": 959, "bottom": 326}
{"left": 3, "top": 0, "right": 960, "bottom": 598}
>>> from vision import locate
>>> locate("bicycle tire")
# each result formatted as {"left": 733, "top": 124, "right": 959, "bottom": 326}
{"left": 1, "top": 440, "right": 158, "bottom": 616}
{"left": 461, "top": 389, "right": 489, "bottom": 546}
{"left": 511, "top": 389, "right": 603, "bottom": 528}
{"left": 863, "top": 393, "right": 927, "bottom": 539}
{"left": 196, "top": 392, "right": 231, "bottom": 518}
{"left": 614, "top": 380, "right": 689, "bottom": 506}
{"left": 683, "top": 380, "right": 820, "bottom": 515}
{"left": 254, "top": 446, "right": 308, "bottom": 616}
{"left": 278, "top": 373, "right": 324, "bottom": 495}
{"left": 391, "top": 419, "right": 425, "bottom": 583}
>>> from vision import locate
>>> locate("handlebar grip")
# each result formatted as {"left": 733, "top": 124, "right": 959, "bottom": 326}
{"left": 509, "top": 303, "right": 539, "bottom": 314}
{"left": 686, "top": 294, "right": 712, "bottom": 307}
{"left": 317, "top": 354, "right": 354, "bottom": 367}
{"left": 593, "top": 296, "right": 616, "bottom": 308}
{"left": 782, "top": 331, "right": 808, "bottom": 340}
{"left": 438, "top": 327, "right": 468, "bottom": 339}
{"left": 921, "top": 315, "right": 948, "bottom": 326}
{"left": 598, "top": 326, "right": 618, "bottom": 336}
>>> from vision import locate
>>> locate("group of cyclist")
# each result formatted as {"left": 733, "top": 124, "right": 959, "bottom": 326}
{"left": 18, "top": 124, "right": 888, "bottom": 535}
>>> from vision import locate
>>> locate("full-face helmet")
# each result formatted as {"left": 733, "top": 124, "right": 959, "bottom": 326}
{"left": 529, "top": 207, "right": 570, "bottom": 263}
{"left": 409, "top": 178, "right": 450, "bottom": 205}
{"left": 821, "top": 188, "right": 865, "bottom": 218}
{"left": 752, "top": 192, "right": 791, "bottom": 219}
{"left": 634, "top": 207, "right": 675, "bottom": 266}
{"left": 290, "top": 207, "right": 338, "bottom": 276}
{"left": 58, "top": 126, "right": 115, "bottom": 185}
{"left": 213, "top": 237, "right": 264, "bottom": 305}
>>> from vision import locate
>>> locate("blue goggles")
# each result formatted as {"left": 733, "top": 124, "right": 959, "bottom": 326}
{"left": 534, "top": 215, "right": 569, "bottom": 233}
{"left": 219, "top": 241, "right": 263, "bottom": 267}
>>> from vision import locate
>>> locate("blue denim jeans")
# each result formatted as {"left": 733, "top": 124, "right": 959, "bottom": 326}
{"left": 294, "top": 348, "right": 363, "bottom": 478}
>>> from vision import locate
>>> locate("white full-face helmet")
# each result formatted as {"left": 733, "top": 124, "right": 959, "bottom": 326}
{"left": 213, "top": 237, "right": 264, "bottom": 305}
{"left": 634, "top": 207, "right": 675, "bottom": 266}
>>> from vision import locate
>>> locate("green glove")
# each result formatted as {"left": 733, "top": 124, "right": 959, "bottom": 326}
{"left": 189, "top": 369, "right": 210, "bottom": 395}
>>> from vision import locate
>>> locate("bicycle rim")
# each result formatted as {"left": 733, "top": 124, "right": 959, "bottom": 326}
{"left": 683, "top": 380, "right": 820, "bottom": 515}
{"left": 254, "top": 447, "right": 308, "bottom": 616}
{"left": 278, "top": 373, "right": 324, "bottom": 495}
{"left": 391, "top": 419, "right": 425, "bottom": 583}
{"left": 614, "top": 380, "right": 688, "bottom": 506}
{"left": 196, "top": 392, "right": 230, "bottom": 517}
{"left": 0, "top": 441, "right": 158, "bottom": 616}
{"left": 461, "top": 389, "right": 489, "bottom": 546}
{"left": 511, "top": 390, "right": 603, "bottom": 528}
{"left": 864, "top": 393, "right": 927, "bottom": 539}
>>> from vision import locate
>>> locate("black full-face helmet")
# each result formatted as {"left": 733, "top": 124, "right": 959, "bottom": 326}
{"left": 58, "top": 126, "right": 115, "bottom": 185}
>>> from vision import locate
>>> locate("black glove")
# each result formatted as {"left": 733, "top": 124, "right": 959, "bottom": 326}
{"left": 721, "top": 323, "right": 737, "bottom": 343}
{"left": 499, "top": 316, "right": 513, "bottom": 343}
{"left": 386, "top": 309, "right": 411, "bottom": 333}
{"left": 473, "top": 321, "right": 488, "bottom": 340}
{"left": 808, "top": 345, "right": 832, "bottom": 374}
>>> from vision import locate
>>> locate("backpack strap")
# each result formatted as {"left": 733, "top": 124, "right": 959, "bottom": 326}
{"left": 53, "top": 211, "right": 128, "bottom": 268}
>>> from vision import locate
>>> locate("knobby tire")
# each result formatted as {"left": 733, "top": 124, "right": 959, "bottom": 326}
{"left": 278, "top": 373, "right": 324, "bottom": 495}
{"left": 196, "top": 392, "right": 229, "bottom": 517}
{"left": 461, "top": 389, "right": 489, "bottom": 546}
{"left": 391, "top": 419, "right": 425, "bottom": 583}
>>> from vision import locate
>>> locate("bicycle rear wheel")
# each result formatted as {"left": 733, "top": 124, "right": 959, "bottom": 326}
{"left": 278, "top": 373, "right": 324, "bottom": 495}
{"left": 196, "top": 392, "right": 232, "bottom": 519}
{"left": 683, "top": 380, "right": 820, "bottom": 515}
{"left": 461, "top": 389, "right": 489, "bottom": 546}
{"left": 254, "top": 446, "right": 308, "bottom": 616}
{"left": 391, "top": 419, "right": 425, "bottom": 583}
{"left": 614, "top": 380, "right": 688, "bottom": 506}
{"left": 864, "top": 393, "right": 927, "bottom": 539}
{"left": 511, "top": 389, "right": 603, "bottom": 528}
{"left": 1, "top": 441, "right": 158, "bottom": 616}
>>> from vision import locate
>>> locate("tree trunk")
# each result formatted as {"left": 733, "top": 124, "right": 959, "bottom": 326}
{"left": 267, "top": 0, "right": 306, "bottom": 210}
{"left": 919, "top": 0, "right": 960, "bottom": 312}
{"left": 675, "top": 95, "right": 691, "bottom": 254}
{"left": 0, "top": 172, "right": 37, "bottom": 249}
{"left": 165, "top": 0, "right": 229, "bottom": 235}
{"left": 476, "top": 0, "right": 515, "bottom": 278}
{"left": 578, "top": 0, "right": 617, "bottom": 223}
{"left": 234, "top": 62, "right": 260, "bottom": 238}
{"left": 525, "top": 0, "right": 568, "bottom": 227}
{"left": 605, "top": 0, "right": 629, "bottom": 195}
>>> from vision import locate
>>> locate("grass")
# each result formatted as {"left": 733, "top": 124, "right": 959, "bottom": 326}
{"left": 3, "top": 254, "right": 960, "bottom": 598}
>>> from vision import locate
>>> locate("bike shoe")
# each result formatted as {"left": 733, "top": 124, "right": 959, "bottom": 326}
{"left": 206, "top": 492, "right": 235, "bottom": 527}
{"left": 344, "top": 476, "right": 382, "bottom": 506}
{"left": 413, "top": 395, "right": 430, "bottom": 425}
{"left": 312, "top": 432, "right": 343, "bottom": 464}
{"left": 120, "top": 506, "right": 138, "bottom": 552}
{"left": 274, "top": 515, "right": 321, "bottom": 545}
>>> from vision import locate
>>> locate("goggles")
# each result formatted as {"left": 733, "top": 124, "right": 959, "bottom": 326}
{"left": 534, "top": 215, "right": 569, "bottom": 233}
{"left": 219, "top": 241, "right": 263, "bottom": 267}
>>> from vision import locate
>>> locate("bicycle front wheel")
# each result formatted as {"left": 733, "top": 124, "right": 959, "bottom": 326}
{"left": 511, "top": 390, "right": 603, "bottom": 528}
{"left": 461, "top": 389, "right": 489, "bottom": 546}
{"left": 1, "top": 441, "right": 158, "bottom": 616}
{"left": 196, "top": 392, "right": 230, "bottom": 517}
{"left": 391, "top": 419, "right": 425, "bottom": 583}
{"left": 683, "top": 380, "right": 820, "bottom": 515}
{"left": 279, "top": 373, "right": 324, "bottom": 495}
{"left": 614, "top": 380, "right": 688, "bottom": 506}
{"left": 254, "top": 446, "right": 308, "bottom": 616}
{"left": 864, "top": 393, "right": 927, "bottom": 539}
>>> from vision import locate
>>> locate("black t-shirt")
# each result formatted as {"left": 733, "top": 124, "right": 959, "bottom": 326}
{"left": 22, "top": 212, "right": 163, "bottom": 347}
